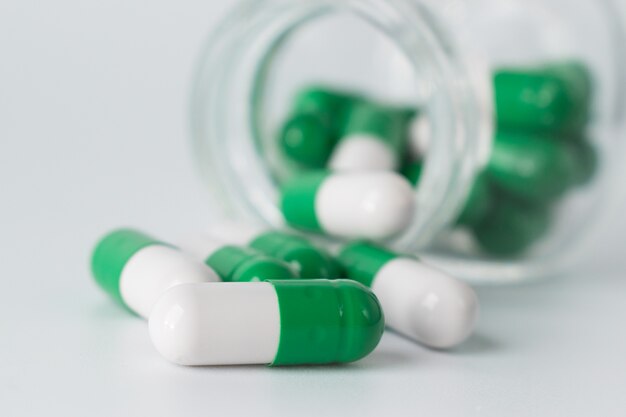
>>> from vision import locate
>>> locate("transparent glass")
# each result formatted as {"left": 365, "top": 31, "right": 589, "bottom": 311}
{"left": 191, "top": 0, "right": 626, "bottom": 283}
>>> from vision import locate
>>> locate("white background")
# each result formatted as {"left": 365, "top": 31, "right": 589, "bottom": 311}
{"left": 1, "top": 1, "right": 626, "bottom": 416}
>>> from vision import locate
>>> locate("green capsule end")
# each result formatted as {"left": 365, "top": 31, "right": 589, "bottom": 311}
{"left": 280, "top": 171, "right": 328, "bottom": 232}
{"left": 270, "top": 279, "right": 385, "bottom": 366}
{"left": 91, "top": 229, "right": 160, "bottom": 304}
{"left": 337, "top": 242, "right": 398, "bottom": 288}
{"left": 279, "top": 114, "right": 336, "bottom": 168}
{"left": 488, "top": 131, "right": 576, "bottom": 203}
{"left": 206, "top": 246, "right": 297, "bottom": 282}
{"left": 341, "top": 102, "right": 408, "bottom": 153}
{"left": 251, "top": 231, "right": 341, "bottom": 279}
{"left": 494, "top": 62, "right": 592, "bottom": 134}
{"left": 472, "top": 197, "right": 551, "bottom": 257}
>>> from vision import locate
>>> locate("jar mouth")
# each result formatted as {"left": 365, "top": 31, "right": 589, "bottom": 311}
{"left": 191, "top": 0, "right": 489, "bottom": 250}
{"left": 191, "top": 0, "right": 626, "bottom": 283}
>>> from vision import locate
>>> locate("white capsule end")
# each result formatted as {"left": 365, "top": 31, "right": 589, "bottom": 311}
{"left": 329, "top": 134, "right": 398, "bottom": 172}
{"left": 119, "top": 245, "right": 220, "bottom": 319}
{"left": 373, "top": 258, "right": 479, "bottom": 348}
{"left": 316, "top": 171, "right": 415, "bottom": 240}
{"left": 149, "top": 282, "right": 280, "bottom": 366}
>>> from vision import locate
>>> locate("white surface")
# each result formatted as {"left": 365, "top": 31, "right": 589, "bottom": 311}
{"left": 373, "top": 258, "right": 478, "bottom": 348}
{"left": 329, "top": 134, "right": 398, "bottom": 171}
{"left": 120, "top": 245, "right": 220, "bottom": 318}
{"left": 149, "top": 282, "right": 281, "bottom": 365}
{"left": 1, "top": 0, "right": 626, "bottom": 415}
{"left": 316, "top": 172, "right": 415, "bottom": 239}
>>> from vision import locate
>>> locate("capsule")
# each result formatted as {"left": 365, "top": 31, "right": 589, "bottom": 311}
{"left": 488, "top": 131, "right": 578, "bottom": 203}
{"left": 472, "top": 196, "right": 551, "bottom": 257}
{"left": 494, "top": 61, "right": 592, "bottom": 133}
{"left": 328, "top": 103, "right": 412, "bottom": 172}
{"left": 149, "top": 280, "right": 385, "bottom": 366}
{"left": 280, "top": 171, "right": 415, "bottom": 240}
{"left": 91, "top": 229, "right": 220, "bottom": 318}
{"left": 338, "top": 242, "right": 478, "bottom": 349}
{"left": 185, "top": 238, "right": 297, "bottom": 282}
{"left": 199, "top": 221, "right": 342, "bottom": 279}
{"left": 279, "top": 87, "right": 359, "bottom": 168}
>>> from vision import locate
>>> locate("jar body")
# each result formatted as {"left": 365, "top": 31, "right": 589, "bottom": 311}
{"left": 191, "top": 0, "right": 626, "bottom": 283}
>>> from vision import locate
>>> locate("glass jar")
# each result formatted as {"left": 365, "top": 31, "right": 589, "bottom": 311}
{"left": 190, "top": 0, "right": 626, "bottom": 284}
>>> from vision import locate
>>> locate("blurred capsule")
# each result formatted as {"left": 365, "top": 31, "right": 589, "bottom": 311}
{"left": 494, "top": 61, "right": 592, "bottom": 134}
{"left": 279, "top": 87, "right": 360, "bottom": 168}
{"left": 329, "top": 103, "right": 413, "bottom": 172}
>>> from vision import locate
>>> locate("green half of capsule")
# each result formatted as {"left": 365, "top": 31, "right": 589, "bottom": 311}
{"left": 293, "top": 86, "right": 361, "bottom": 125}
{"left": 494, "top": 61, "right": 592, "bottom": 134}
{"left": 280, "top": 87, "right": 363, "bottom": 168}
{"left": 205, "top": 246, "right": 297, "bottom": 282}
{"left": 472, "top": 196, "right": 551, "bottom": 257}
{"left": 280, "top": 171, "right": 328, "bottom": 233}
{"left": 488, "top": 131, "right": 579, "bottom": 203}
{"left": 270, "top": 279, "right": 385, "bottom": 365}
{"left": 340, "top": 101, "right": 412, "bottom": 154}
{"left": 280, "top": 114, "right": 336, "bottom": 169}
{"left": 336, "top": 242, "right": 397, "bottom": 288}
{"left": 250, "top": 231, "right": 341, "bottom": 279}
{"left": 91, "top": 229, "right": 161, "bottom": 304}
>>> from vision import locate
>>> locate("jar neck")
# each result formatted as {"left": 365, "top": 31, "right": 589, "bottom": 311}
{"left": 191, "top": 0, "right": 492, "bottom": 251}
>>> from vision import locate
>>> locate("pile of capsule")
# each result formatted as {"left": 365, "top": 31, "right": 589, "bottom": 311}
{"left": 92, "top": 224, "right": 478, "bottom": 366}
{"left": 278, "top": 60, "right": 597, "bottom": 255}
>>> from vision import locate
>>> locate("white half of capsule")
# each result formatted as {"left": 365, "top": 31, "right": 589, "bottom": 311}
{"left": 316, "top": 171, "right": 415, "bottom": 240}
{"left": 371, "top": 258, "right": 478, "bottom": 348}
{"left": 149, "top": 282, "right": 281, "bottom": 365}
{"left": 119, "top": 245, "right": 221, "bottom": 318}
{"left": 328, "top": 134, "right": 398, "bottom": 172}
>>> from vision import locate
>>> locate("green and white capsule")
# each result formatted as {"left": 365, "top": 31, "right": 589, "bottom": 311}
{"left": 185, "top": 238, "right": 297, "bottom": 282}
{"left": 338, "top": 242, "right": 478, "bottom": 349}
{"left": 329, "top": 102, "right": 412, "bottom": 171}
{"left": 199, "top": 221, "right": 342, "bottom": 279}
{"left": 281, "top": 171, "right": 415, "bottom": 240}
{"left": 494, "top": 61, "right": 592, "bottom": 133}
{"left": 280, "top": 87, "right": 359, "bottom": 168}
{"left": 91, "top": 229, "right": 220, "bottom": 318}
{"left": 149, "top": 280, "right": 384, "bottom": 366}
